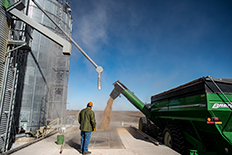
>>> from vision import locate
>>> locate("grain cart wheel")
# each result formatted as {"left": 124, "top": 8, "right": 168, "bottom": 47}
{"left": 147, "top": 119, "right": 158, "bottom": 138}
{"left": 163, "top": 125, "right": 186, "bottom": 154}
{"left": 147, "top": 118, "right": 151, "bottom": 134}
{"left": 139, "top": 117, "right": 147, "bottom": 133}
{"left": 150, "top": 123, "right": 158, "bottom": 138}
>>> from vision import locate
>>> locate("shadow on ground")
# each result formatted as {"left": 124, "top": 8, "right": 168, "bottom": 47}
{"left": 66, "top": 140, "right": 81, "bottom": 153}
{"left": 125, "top": 127, "right": 164, "bottom": 146}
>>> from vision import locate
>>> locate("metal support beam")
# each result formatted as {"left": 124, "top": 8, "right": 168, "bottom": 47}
{"left": 7, "top": 43, "right": 27, "bottom": 53}
{"left": 183, "top": 131, "right": 205, "bottom": 152}
{"left": 7, "top": 40, "right": 26, "bottom": 45}
{"left": 6, "top": 2, "right": 71, "bottom": 55}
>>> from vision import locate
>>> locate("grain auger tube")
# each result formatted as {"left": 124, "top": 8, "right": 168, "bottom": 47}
{"left": 110, "top": 80, "right": 152, "bottom": 117}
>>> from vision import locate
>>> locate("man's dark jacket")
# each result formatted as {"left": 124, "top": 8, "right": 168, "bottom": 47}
{"left": 78, "top": 107, "right": 96, "bottom": 132}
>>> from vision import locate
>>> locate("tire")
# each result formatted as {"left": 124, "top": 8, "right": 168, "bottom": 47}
{"left": 139, "top": 117, "right": 147, "bottom": 133}
{"left": 146, "top": 119, "right": 158, "bottom": 138}
{"left": 163, "top": 125, "right": 186, "bottom": 154}
{"left": 150, "top": 123, "right": 158, "bottom": 138}
{"left": 147, "top": 118, "right": 151, "bottom": 134}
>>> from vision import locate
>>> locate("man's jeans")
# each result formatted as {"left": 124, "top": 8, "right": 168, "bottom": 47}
{"left": 81, "top": 131, "right": 92, "bottom": 152}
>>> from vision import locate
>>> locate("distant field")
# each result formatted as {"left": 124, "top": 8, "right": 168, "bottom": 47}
{"left": 66, "top": 110, "right": 145, "bottom": 128}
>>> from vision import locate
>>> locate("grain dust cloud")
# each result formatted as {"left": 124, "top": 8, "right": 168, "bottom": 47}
{"left": 99, "top": 97, "right": 114, "bottom": 130}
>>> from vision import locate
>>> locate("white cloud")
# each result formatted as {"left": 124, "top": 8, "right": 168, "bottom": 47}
{"left": 71, "top": 1, "right": 109, "bottom": 54}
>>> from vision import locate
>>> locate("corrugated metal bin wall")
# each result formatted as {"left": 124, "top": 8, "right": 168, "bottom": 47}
{"left": 20, "top": 0, "right": 72, "bottom": 131}
{"left": 0, "top": 0, "right": 10, "bottom": 151}
{"left": 0, "top": 0, "right": 72, "bottom": 151}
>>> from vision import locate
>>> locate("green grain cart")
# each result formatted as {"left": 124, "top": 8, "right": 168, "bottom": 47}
{"left": 110, "top": 76, "right": 232, "bottom": 155}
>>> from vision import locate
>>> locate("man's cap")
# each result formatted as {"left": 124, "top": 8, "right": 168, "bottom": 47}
{"left": 87, "top": 102, "right": 93, "bottom": 107}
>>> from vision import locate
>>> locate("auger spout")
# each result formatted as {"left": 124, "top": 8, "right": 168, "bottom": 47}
{"left": 110, "top": 80, "right": 151, "bottom": 117}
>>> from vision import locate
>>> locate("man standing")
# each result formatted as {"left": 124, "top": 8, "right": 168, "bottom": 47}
{"left": 78, "top": 102, "right": 96, "bottom": 154}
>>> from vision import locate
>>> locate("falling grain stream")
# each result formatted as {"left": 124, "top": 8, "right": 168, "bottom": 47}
{"left": 99, "top": 97, "right": 114, "bottom": 130}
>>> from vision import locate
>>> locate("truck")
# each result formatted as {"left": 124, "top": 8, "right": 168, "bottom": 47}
{"left": 109, "top": 76, "right": 232, "bottom": 155}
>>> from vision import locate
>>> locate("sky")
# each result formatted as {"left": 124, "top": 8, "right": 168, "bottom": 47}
{"left": 67, "top": 0, "right": 232, "bottom": 111}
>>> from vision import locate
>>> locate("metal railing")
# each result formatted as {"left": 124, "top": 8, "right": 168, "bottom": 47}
{"left": 36, "top": 118, "right": 62, "bottom": 139}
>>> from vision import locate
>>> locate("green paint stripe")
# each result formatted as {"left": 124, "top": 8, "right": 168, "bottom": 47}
{"left": 3, "top": 0, "right": 11, "bottom": 9}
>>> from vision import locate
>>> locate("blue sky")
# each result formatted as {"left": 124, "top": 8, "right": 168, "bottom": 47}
{"left": 67, "top": 0, "right": 232, "bottom": 111}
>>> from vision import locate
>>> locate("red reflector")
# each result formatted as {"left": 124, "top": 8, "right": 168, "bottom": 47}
{"left": 207, "top": 121, "right": 215, "bottom": 124}
{"left": 213, "top": 118, "right": 220, "bottom": 121}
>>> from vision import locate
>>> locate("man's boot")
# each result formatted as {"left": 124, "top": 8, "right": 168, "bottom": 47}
{"left": 83, "top": 151, "right": 91, "bottom": 154}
